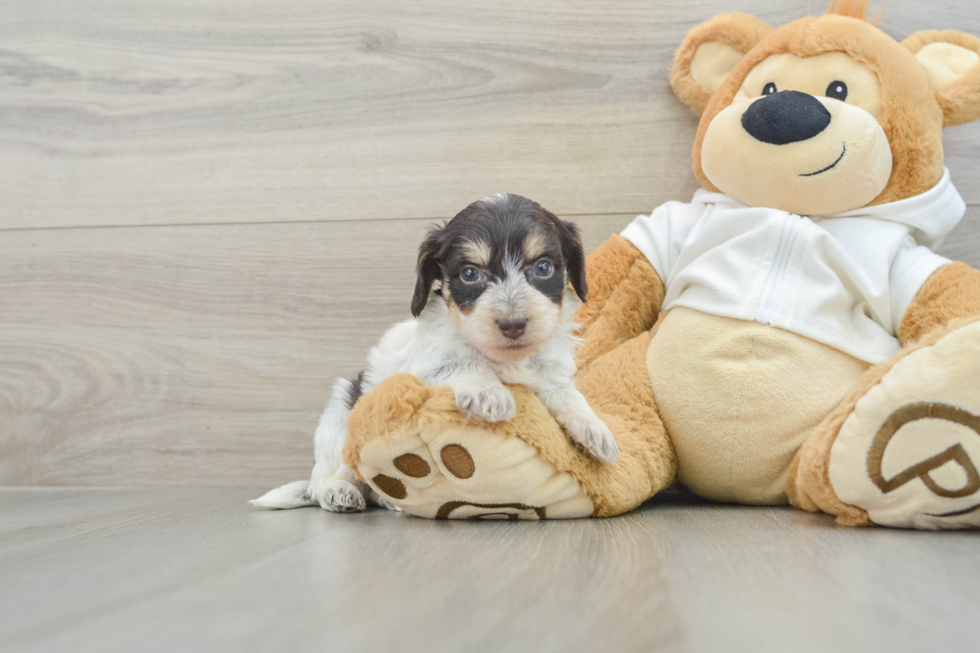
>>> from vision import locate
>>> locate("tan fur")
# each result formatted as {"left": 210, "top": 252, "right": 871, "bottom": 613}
{"left": 445, "top": 291, "right": 473, "bottom": 316}
{"left": 790, "top": 314, "right": 980, "bottom": 526}
{"left": 573, "top": 235, "right": 665, "bottom": 368}
{"left": 670, "top": 13, "right": 774, "bottom": 116}
{"left": 649, "top": 308, "right": 868, "bottom": 505}
{"left": 692, "top": 14, "right": 946, "bottom": 205}
{"left": 462, "top": 240, "right": 492, "bottom": 267}
{"left": 344, "top": 328, "right": 677, "bottom": 517}
{"left": 340, "top": 10, "right": 980, "bottom": 526}
{"left": 344, "top": 235, "right": 677, "bottom": 517}
{"left": 701, "top": 50, "right": 893, "bottom": 214}
{"left": 897, "top": 262, "right": 980, "bottom": 344}
{"left": 825, "top": 0, "right": 870, "bottom": 22}
{"left": 522, "top": 232, "right": 547, "bottom": 262}
{"left": 450, "top": 262, "right": 563, "bottom": 362}
{"left": 344, "top": 233, "right": 980, "bottom": 524}
{"left": 903, "top": 31, "right": 980, "bottom": 127}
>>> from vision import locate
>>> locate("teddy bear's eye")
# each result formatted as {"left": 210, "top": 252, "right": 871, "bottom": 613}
{"left": 763, "top": 82, "right": 778, "bottom": 96}
{"left": 826, "top": 80, "right": 848, "bottom": 101}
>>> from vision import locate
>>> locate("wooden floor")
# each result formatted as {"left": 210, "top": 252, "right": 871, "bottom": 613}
{"left": 2, "top": 487, "right": 978, "bottom": 653}
{"left": 3, "top": 2, "right": 980, "bottom": 650}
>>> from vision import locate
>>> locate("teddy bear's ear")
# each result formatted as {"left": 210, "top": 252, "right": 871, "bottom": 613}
{"left": 903, "top": 30, "right": 980, "bottom": 127}
{"left": 670, "top": 13, "right": 773, "bottom": 115}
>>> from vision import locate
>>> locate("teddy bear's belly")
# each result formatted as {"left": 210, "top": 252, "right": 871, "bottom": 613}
{"left": 646, "top": 307, "right": 870, "bottom": 504}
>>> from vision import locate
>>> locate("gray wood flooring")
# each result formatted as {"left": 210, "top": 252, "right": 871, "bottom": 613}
{"left": 2, "top": 487, "right": 978, "bottom": 653}
{"left": 3, "top": 3, "right": 980, "bottom": 649}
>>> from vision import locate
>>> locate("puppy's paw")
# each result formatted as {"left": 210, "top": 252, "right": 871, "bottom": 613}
{"left": 317, "top": 479, "right": 367, "bottom": 513}
{"left": 455, "top": 385, "right": 517, "bottom": 423}
{"left": 566, "top": 415, "right": 619, "bottom": 464}
{"left": 374, "top": 495, "right": 403, "bottom": 512}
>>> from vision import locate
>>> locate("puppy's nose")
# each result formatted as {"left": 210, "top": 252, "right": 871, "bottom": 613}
{"left": 497, "top": 317, "right": 527, "bottom": 340}
{"left": 741, "top": 90, "right": 831, "bottom": 145}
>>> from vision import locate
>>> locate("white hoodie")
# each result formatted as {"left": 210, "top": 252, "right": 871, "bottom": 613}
{"left": 621, "top": 168, "right": 964, "bottom": 364}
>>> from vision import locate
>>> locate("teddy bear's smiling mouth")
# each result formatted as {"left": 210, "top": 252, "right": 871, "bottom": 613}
{"left": 799, "top": 143, "right": 847, "bottom": 177}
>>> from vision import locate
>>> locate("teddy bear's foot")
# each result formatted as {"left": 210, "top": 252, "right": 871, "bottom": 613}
{"left": 356, "top": 428, "right": 594, "bottom": 520}
{"left": 824, "top": 318, "right": 980, "bottom": 529}
{"left": 343, "top": 375, "right": 596, "bottom": 520}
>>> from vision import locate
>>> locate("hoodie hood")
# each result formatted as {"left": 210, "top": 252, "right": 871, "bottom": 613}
{"left": 829, "top": 168, "right": 965, "bottom": 250}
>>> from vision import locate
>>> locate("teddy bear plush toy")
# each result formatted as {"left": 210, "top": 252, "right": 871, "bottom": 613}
{"left": 343, "top": 1, "right": 980, "bottom": 529}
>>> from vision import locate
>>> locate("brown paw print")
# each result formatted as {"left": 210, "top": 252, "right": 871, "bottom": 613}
{"left": 367, "top": 443, "right": 548, "bottom": 520}
{"left": 828, "top": 318, "right": 980, "bottom": 529}
{"left": 868, "top": 402, "right": 980, "bottom": 511}
{"left": 370, "top": 452, "right": 434, "bottom": 500}
{"left": 435, "top": 501, "right": 546, "bottom": 520}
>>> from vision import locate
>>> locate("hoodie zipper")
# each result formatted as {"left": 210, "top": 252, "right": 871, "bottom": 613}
{"left": 755, "top": 214, "right": 803, "bottom": 325}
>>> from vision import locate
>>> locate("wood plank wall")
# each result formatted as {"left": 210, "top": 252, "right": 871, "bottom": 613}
{"left": 2, "top": 0, "right": 979, "bottom": 486}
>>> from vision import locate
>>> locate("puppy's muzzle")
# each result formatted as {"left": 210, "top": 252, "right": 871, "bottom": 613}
{"left": 496, "top": 316, "right": 528, "bottom": 340}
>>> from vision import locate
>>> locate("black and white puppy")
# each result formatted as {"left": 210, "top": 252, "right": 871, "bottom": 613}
{"left": 252, "top": 193, "right": 618, "bottom": 512}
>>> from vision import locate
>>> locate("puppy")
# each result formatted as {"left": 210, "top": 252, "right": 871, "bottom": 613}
{"left": 252, "top": 193, "right": 618, "bottom": 513}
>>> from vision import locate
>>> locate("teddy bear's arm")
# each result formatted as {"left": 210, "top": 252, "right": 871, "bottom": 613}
{"left": 897, "top": 261, "right": 980, "bottom": 345}
{"left": 574, "top": 235, "right": 665, "bottom": 368}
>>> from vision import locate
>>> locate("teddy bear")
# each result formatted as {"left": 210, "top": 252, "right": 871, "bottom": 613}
{"left": 342, "top": 1, "right": 980, "bottom": 529}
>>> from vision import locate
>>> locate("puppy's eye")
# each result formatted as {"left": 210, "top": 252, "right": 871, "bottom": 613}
{"left": 460, "top": 267, "right": 482, "bottom": 283}
{"left": 534, "top": 260, "right": 554, "bottom": 278}
{"left": 826, "top": 81, "right": 848, "bottom": 101}
{"left": 763, "top": 82, "right": 778, "bottom": 96}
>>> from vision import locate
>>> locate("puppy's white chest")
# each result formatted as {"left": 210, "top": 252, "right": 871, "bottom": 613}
{"left": 489, "top": 358, "right": 550, "bottom": 388}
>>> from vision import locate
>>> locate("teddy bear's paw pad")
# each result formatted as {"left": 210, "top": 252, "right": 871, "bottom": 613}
{"left": 830, "top": 321, "right": 980, "bottom": 529}
{"left": 355, "top": 424, "right": 594, "bottom": 520}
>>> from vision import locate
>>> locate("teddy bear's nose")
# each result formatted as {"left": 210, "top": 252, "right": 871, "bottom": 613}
{"left": 741, "top": 90, "right": 832, "bottom": 145}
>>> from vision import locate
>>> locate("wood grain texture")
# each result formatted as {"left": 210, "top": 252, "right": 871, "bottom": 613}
{"left": 1, "top": 0, "right": 980, "bottom": 488}
{"left": 1, "top": 0, "right": 979, "bottom": 229}
{"left": 0, "top": 215, "right": 630, "bottom": 486}
{"left": 1, "top": 488, "right": 978, "bottom": 653}
{"left": 2, "top": 214, "right": 977, "bottom": 488}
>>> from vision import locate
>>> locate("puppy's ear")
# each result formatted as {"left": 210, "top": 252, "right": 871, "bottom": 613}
{"left": 555, "top": 219, "right": 588, "bottom": 302}
{"left": 411, "top": 225, "right": 445, "bottom": 317}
